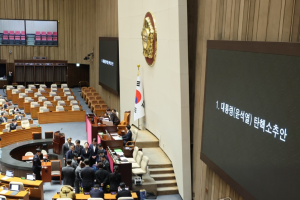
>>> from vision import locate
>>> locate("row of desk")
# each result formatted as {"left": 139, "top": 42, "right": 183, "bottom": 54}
{"left": 52, "top": 192, "right": 138, "bottom": 200}
{"left": 31, "top": 105, "right": 82, "bottom": 119}
{"left": 38, "top": 110, "right": 86, "bottom": 124}
{"left": 7, "top": 88, "right": 67, "bottom": 101}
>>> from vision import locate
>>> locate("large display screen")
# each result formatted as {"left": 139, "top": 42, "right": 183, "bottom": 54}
{"left": 0, "top": 19, "right": 57, "bottom": 46}
{"left": 201, "top": 41, "right": 300, "bottom": 200}
{"left": 99, "top": 37, "right": 119, "bottom": 95}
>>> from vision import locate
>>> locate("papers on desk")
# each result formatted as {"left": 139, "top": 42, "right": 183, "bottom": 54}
{"left": 110, "top": 132, "right": 118, "bottom": 136}
{"left": 112, "top": 136, "right": 122, "bottom": 140}
{"left": 116, "top": 152, "right": 124, "bottom": 156}
{"left": 1, "top": 176, "right": 9, "bottom": 180}
{"left": 0, "top": 190, "right": 8, "bottom": 194}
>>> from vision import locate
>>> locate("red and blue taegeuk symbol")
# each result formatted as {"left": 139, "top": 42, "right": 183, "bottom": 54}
{"left": 135, "top": 90, "right": 142, "bottom": 104}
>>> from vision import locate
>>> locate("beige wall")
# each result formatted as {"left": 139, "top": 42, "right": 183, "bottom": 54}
{"left": 193, "top": 0, "right": 300, "bottom": 200}
{"left": 0, "top": 0, "right": 120, "bottom": 111}
{"left": 118, "top": 0, "right": 191, "bottom": 199}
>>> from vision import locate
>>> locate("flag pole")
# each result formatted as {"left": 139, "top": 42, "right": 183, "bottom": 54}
{"left": 137, "top": 64, "right": 140, "bottom": 129}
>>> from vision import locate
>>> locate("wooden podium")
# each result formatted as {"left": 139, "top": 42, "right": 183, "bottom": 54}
{"left": 53, "top": 131, "right": 65, "bottom": 154}
{"left": 41, "top": 162, "right": 52, "bottom": 183}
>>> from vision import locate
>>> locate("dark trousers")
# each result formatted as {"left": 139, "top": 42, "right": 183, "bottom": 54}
{"left": 74, "top": 177, "right": 80, "bottom": 193}
{"left": 83, "top": 187, "right": 91, "bottom": 192}
{"left": 34, "top": 170, "right": 41, "bottom": 180}
{"left": 89, "top": 158, "right": 96, "bottom": 167}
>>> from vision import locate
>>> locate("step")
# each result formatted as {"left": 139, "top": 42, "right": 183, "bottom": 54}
{"left": 157, "top": 186, "right": 179, "bottom": 195}
{"left": 151, "top": 173, "right": 176, "bottom": 181}
{"left": 148, "top": 163, "right": 173, "bottom": 168}
{"left": 149, "top": 167, "right": 174, "bottom": 174}
{"left": 155, "top": 179, "right": 177, "bottom": 187}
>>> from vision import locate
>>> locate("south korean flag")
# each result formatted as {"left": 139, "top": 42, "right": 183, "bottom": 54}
{"left": 134, "top": 75, "right": 145, "bottom": 121}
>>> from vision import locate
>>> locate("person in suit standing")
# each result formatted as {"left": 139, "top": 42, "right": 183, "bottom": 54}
{"left": 106, "top": 109, "right": 120, "bottom": 125}
{"left": 97, "top": 144, "right": 107, "bottom": 155}
{"left": 90, "top": 184, "right": 104, "bottom": 198}
{"left": 62, "top": 137, "right": 73, "bottom": 165}
{"left": 116, "top": 182, "right": 131, "bottom": 199}
{"left": 100, "top": 155, "right": 111, "bottom": 173}
{"left": 109, "top": 166, "right": 122, "bottom": 192}
{"left": 95, "top": 162, "right": 109, "bottom": 188}
{"left": 81, "top": 142, "right": 91, "bottom": 161}
{"left": 66, "top": 144, "right": 75, "bottom": 160}
{"left": 122, "top": 125, "right": 132, "bottom": 146}
{"left": 7, "top": 71, "right": 13, "bottom": 85}
{"left": 80, "top": 159, "right": 96, "bottom": 192}
{"left": 71, "top": 153, "right": 79, "bottom": 170}
{"left": 62, "top": 159, "right": 75, "bottom": 187}
{"left": 74, "top": 140, "right": 83, "bottom": 163}
{"left": 10, "top": 119, "right": 17, "bottom": 131}
{"left": 89, "top": 138, "right": 98, "bottom": 166}
{"left": 32, "top": 149, "right": 43, "bottom": 180}
{"left": 75, "top": 161, "right": 85, "bottom": 194}
{"left": 14, "top": 112, "right": 23, "bottom": 121}
{"left": 0, "top": 112, "right": 7, "bottom": 124}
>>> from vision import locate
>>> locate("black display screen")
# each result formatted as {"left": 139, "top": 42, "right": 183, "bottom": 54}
{"left": 201, "top": 42, "right": 300, "bottom": 200}
{"left": 99, "top": 37, "right": 119, "bottom": 95}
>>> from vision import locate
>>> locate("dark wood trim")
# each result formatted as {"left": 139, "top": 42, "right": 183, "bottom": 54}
{"left": 99, "top": 81, "right": 119, "bottom": 96}
{"left": 200, "top": 153, "right": 256, "bottom": 200}
{"left": 207, "top": 40, "right": 300, "bottom": 57}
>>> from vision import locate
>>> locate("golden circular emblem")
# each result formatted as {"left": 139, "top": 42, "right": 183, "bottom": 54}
{"left": 141, "top": 12, "right": 157, "bottom": 66}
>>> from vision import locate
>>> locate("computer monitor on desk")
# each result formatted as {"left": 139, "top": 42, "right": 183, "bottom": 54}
{"left": 26, "top": 173, "right": 36, "bottom": 181}
{"left": 10, "top": 184, "right": 20, "bottom": 191}
{"left": 6, "top": 170, "right": 14, "bottom": 177}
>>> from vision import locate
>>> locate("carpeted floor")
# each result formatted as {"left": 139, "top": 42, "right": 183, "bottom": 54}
{"left": 1, "top": 87, "right": 183, "bottom": 200}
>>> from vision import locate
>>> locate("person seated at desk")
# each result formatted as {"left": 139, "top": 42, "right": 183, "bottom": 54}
{"left": 0, "top": 112, "right": 7, "bottom": 124}
{"left": 96, "top": 150, "right": 108, "bottom": 163}
{"left": 100, "top": 155, "right": 111, "bottom": 173}
{"left": 32, "top": 148, "right": 43, "bottom": 180}
{"left": 14, "top": 112, "right": 23, "bottom": 121}
{"left": 97, "top": 143, "right": 107, "bottom": 155}
{"left": 0, "top": 108, "right": 8, "bottom": 116}
{"left": 81, "top": 142, "right": 91, "bottom": 161}
{"left": 122, "top": 125, "right": 132, "bottom": 146}
{"left": 109, "top": 165, "right": 122, "bottom": 192}
{"left": 10, "top": 119, "right": 17, "bottom": 131}
{"left": 90, "top": 184, "right": 104, "bottom": 198}
{"left": 74, "top": 139, "right": 83, "bottom": 162}
{"left": 106, "top": 108, "right": 120, "bottom": 125}
{"left": 71, "top": 153, "right": 79, "bottom": 170}
{"left": 62, "top": 159, "right": 76, "bottom": 187}
{"left": 3, "top": 100, "right": 10, "bottom": 109}
{"left": 12, "top": 106, "right": 19, "bottom": 115}
{"left": 66, "top": 144, "right": 75, "bottom": 161}
{"left": 95, "top": 162, "right": 109, "bottom": 189}
{"left": 116, "top": 182, "right": 131, "bottom": 199}
{"left": 81, "top": 159, "right": 96, "bottom": 192}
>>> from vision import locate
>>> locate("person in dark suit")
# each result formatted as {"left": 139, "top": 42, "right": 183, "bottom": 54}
{"left": 97, "top": 143, "right": 107, "bottom": 155}
{"left": 95, "top": 162, "right": 109, "bottom": 188}
{"left": 80, "top": 159, "right": 96, "bottom": 192}
{"left": 62, "top": 159, "right": 76, "bottom": 187}
{"left": 106, "top": 108, "right": 120, "bottom": 125}
{"left": 32, "top": 149, "right": 42, "bottom": 180}
{"left": 71, "top": 153, "right": 79, "bottom": 170}
{"left": 109, "top": 165, "right": 122, "bottom": 192}
{"left": 10, "top": 119, "right": 17, "bottom": 131}
{"left": 7, "top": 71, "right": 13, "bottom": 85}
{"left": 75, "top": 161, "right": 85, "bottom": 194}
{"left": 0, "top": 112, "right": 7, "bottom": 124}
{"left": 100, "top": 155, "right": 111, "bottom": 173}
{"left": 14, "top": 112, "right": 23, "bottom": 121}
{"left": 122, "top": 125, "right": 132, "bottom": 146}
{"left": 62, "top": 137, "right": 73, "bottom": 164}
{"left": 81, "top": 142, "right": 91, "bottom": 161}
{"left": 12, "top": 107, "right": 20, "bottom": 115}
{"left": 96, "top": 150, "right": 108, "bottom": 164}
{"left": 89, "top": 138, "right": 98, "bottom": 166}
{"left": 90, "top": 185, "right": 104, "bottom": 198}
{"left": 74, "top": 140, "right": 83, "bottom": 162}
{"left": 116, "top": 182, "right": 131, "bottom": 199}
{"left": 66, "top": 144, "right": 75, "bottom": 160}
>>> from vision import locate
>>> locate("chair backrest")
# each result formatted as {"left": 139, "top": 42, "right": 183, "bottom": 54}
{"left": 5, "top": 123, "right": 10, "bottom": 130}
{"left": 57, "top": 198, "right": 73, "bottom": 200}
{"left": 94, "top": 105, "right": 101, "bottom": 109}
{"left": 95, "top": 96, "right": 102, "bottom": 100}
{"left": 132, "top": 146, "right": 139, "bottom": 160}
{"left": 140, "top": 156, "right": 149, "bottom": 172}
{"left": 117, "top": 198, "right": 134, "bottom": 200}
{"left": 136, "top": 151, "right": 143, "bottom": 165}
{"left": 21, "top": 120, "right": 30, "bottom": 128}
{"left": 51, "top": 88, "right": 57, "bottom": 92}
{"left": 101, "top": 104, "right": 108, "bottom": 109}
{"left": 9, "top": 182, "right": 24, "bottom": 191}
{"left": 28, "top": 85, "right": 36, "bottom": 89}
{"left": 38, "top": 96, "right": 47, "bottom": 101}
{"left": 8, "top": 109, "right": 13, "bottom": 115}
{"left": 2, "top": 129, "right": 8, "bottom": 133}
{"left": 56, "top": 106, "right": 64, "bottom": 112}
{"left": 63, "top": 88, "right": 70, "bottom": 92}
{"left": 89, "top": 96, "right": 95, "bottom": 101}
{"left": 19, "top": 93, "right": 27, "bottom": 98}
{"left": 88, "top": 198, "right": 104, "bottom": 200}
{"left": 64, "top": 92, "right": 71, "bottom": 96}
{"left": 44, "top": 101, "right": 52, "bottom": 107}
{"left": 50, "top": 92, "right": 56, "bottom": 97}
{"left": 39, "top": 84, "right": 47, "bottom": 88}
{"left": 72, "top": 105, "right": 80, "bottom": 111}
{"left": 51, "top": 160, "right": 60, "bottom": 171}
{"left": 6, "top": 86, "right": 14, "bottom": 90}
{"left": 61, "top": 84, "right": 68, "bottom": 88}
{"left": 132, "top": 129, "right": 138, "bottom": 142}
{"left": 25, "top": 97, "right": 33, "bottom": 102}
{"left": 41, "top": 150, "right": 47, "bottom": 155}
{"left": 70, "top": 100, "right": 78, "bottom": 105}
{"left": 38, "top": 88, "right": 45, "bottom": 93}
{"left": 39, "top": 106, "right": 49, "bottom": 112}
{"left": 12, "top": 89, "right": 19, "bottom": 94}
{"left": 34, "top": 92, "right": 42, "bottom": 97}
{"left": 25, "top": 152, "right": 34, "bottom": 156}
{"left": 58, "top": 101, "right": 65, "bottom": 106}
{"left": 51, "top": 84, "right": 57, "bottom": 88}
{"left": 25, "top": 89, "right": 33, "bottom": 93}
{"left": 123, "top": 111, "right": 131, "bottom": 125}
{"left": 0, "top": 195, "right": 7, "bottom": 199}
{"left": 91, "top": 100, "right": 98, "bottom": 105}
{"left": 31, "top": 102, "right": 40, "bottom": 107}
{"left": 67, "top": 96, "right": 74, "bottom": 101}
{"left": 17, "top": 85, "right": 25, "bottom": 89}
{"left": 54, "top": 96, "right": 61, "bottom": 101}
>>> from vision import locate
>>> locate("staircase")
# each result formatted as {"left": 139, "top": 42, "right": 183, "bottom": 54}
{"left": 149, "top": 164, "right": 179, "bottom": 195}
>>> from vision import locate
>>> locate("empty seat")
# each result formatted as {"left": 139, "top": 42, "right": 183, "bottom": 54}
{"left": 132, "top": 151, "right": 143, "bottom": 168}
{"left": 19, "top": 93, "right": 27, "bottom": 98}
{"left": 127, "top": 146, "right": 139, "bottom": 163}
{"left": 25, "top": 89, "right": 33, "bottom": 93}
{"left": 39, "top": 84, "right": 47, "bottom": 88}
{"left": 34, "top": 92, "right": 42, "bottom": 97}
{"left": 8, "top": 109, "right": 14, "bottom": 115}
{"left": 21, "top": 120, "right": 30, "bottom": 128}
{"left": 51, "top": 88, "right": 57, "bottom": 92}
{"left": 132, "top": 156, "right": 149, "bottom": 178}
{"left": 43, "top": 101, "right": 52, "bottom": 107}
{"left": 63, "top": 88, "right": 70, "bottom": 92}
{"left": 25, "top": 152, "right": 34, "bottom": 156}
{"left": 67, "top": 96, "right": 74, "bottom": 101}
{"left": 38, "top": 97, "right": 47, "bottom": 102}
{"left": 61, "top": 84, "right": 68, "bottom": 88}
{"left": 12, "top": 89, "right": 20, "bottom": 94}
{"left": 64, "top": 92, "right": 71, "bottom": 96}
{"left": 57, "top": 101, "right": 65, "bottom": 106}
{"left": 42, "top": 150, "right": 47, "bottom": 155}
{"left": 2, "top": 129, "right": 8, "bottom": 133}
{"left": 38, "top": 88, "right": 46, "bottom": 93}
{"left": 0, "top": 99, "right": 6, "bottom": 105}
{"left": 28, "top": 85, "right": 36, "bottom": 89}
{"left": 51, "top": 84, "right": 57, "bottom": 88}
{"left": 6, "top": 85, "right": 14, "bottom": 90}
{"left": 72, "top": 105, "right": 80, "bottom": 111}
{"left": 17, "top": 85, "right": 25, "bottom": 90}
{"left": 31, "top": 102, "right": 40, "bottom": 108}
{"left": 49, "top": 92, "right": 56, "bottom": 97}
{"left": 70, "top": 100, "right": 78, "bottom": 106}
{"left": 56, "top": 106, "right": 64, "bottom": 112}
{"left": 54, "top": 96, "right": 61, "bottom": 101}
{"left": 39, "top": 107, "right": 49, "bottom": 112}
{"left": 24, "top": 97, "right": 33, "bottom": 102}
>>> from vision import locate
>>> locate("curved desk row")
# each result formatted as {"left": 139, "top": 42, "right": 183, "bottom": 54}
{"left": 38, "top": 110, "right": 86, "bottom": 124}
{"left": 31, "top": 105, "right": 82, "bottom": 119}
